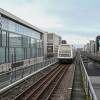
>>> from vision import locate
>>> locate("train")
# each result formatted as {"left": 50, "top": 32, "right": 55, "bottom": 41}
{"left": 57, "top": 44, "right": 76, "bottom": 63}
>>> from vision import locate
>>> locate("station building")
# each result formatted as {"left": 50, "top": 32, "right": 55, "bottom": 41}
{"left": 0, "top": 8, "right": 44, "bottom": 68}
{"left": 45, "top": 32, "right": 61, "bottom": 57}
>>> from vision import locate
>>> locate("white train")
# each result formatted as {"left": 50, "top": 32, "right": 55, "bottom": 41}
{"left": 57, "top": 44, "right": 75, "bottom": 63}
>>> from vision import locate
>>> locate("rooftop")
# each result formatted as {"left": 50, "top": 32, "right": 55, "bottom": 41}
{"left": 0, "top": 8, "right": 44, "bottom": 34}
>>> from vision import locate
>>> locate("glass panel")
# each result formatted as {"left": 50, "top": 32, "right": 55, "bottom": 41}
{"left": 0, "top": 48, "right": 5, "bottom": 63}
{"left": 16, "top": 48, "right": 24, "bottom": 61}
{"left": 8, "top": 20, "right": 16, "bottom": 32}
{"left": 31, "top": 48, "right": 36, "bottom": 58}
{"left": 9, "top": 33, "right": 22, "bottom": 47}
{"left": 31, "top": 38, "right": 37, "bottom": 58}
{"left": 31, "top": 38, "right": 36, "bottom": 47}
{"left": 1, "top": 17, "right": 8, "bottom": 30}
{"left": 24, "top": 48, "right": 27, "bottom": 59}
{"left": 27, "top": 48, "right": 30, "bottom": 59}
{"left": 38, "top": 48, "right": 41, "bottom": 57}
{"left": 1, "top": 17, "right": 41, "bottom": 39}
{"left": 9, "top": 48, "right": 15, "bottom": 63}
{"left": 0, "top": 30, "right": 2, "bottom": 47}
{"left": 5, "top": 48, "right": 8, "bottom": 63}
{"left": 2, "top": 31, "right": 6, "bottom": 46}
{"left": 22, "top": 36, "right": 30, "bottom": 47}
{"left": 41, "top": 41, "right": 44, "bottom": 56}
{"left": 37, "top": 40, "right": 39, "bottom": 57}
{"left": 59, "top": 45, "right": 71, "bottom": 54}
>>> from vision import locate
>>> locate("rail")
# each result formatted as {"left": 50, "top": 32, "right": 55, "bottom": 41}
{"left": 78, "top": 52, "right": 97, "bottom": 100}
{"left": 14, "top": 64, "right": 69, "bottom": 100}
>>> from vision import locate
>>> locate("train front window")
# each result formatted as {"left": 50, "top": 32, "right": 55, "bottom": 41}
{"left": 59, "top": 45, "right": 71, "bottom": 54}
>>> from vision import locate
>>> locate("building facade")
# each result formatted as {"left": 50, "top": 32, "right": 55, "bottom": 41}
{"left": 0, "top": 8, "right": 44, "bottom": 68}
{"left": 83, "top": 40, "right": 96, "bottom": 54}
{"left": 46, "top": 33, "right": 61, "bottom": 57}
{"left": 90, "top": 40, "right": 96, "bottom": 54}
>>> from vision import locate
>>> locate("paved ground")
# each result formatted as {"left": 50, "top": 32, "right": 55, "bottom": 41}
{"left": 71, "top": 62, "right": 85, "bottom": 100}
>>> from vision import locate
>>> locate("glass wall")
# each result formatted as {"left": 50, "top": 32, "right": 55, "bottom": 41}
{"left": 27, "top": 48, "right": 30, "bottom": 59}
{"left": 2, "top": 31, "right": 7, "bottom": 46}
{"left": 31, "top": 38, "right": 37, "bottom": 58}
{"left": 5, "top": 48, "right": 8, "bottom": 63}
{"left": 9, "top": 48, "right": 15, "bottom": 62}
{"left": 0, "top": 16, "right": 43, "bottom": 64}
{"left": 1, "top": 17, "right": 41, "bottom": 39}
{"left": 0, "top": 29, "right": 43, "bottom": 64}
{"left": 0, "top": 47, "right": 5, "bottom": 63}
{"left": 22, "top": 36, "right": 30, "bottom": 47}
{"left": 9, "top": 33, "right": 22, "bottom": 47}
{"left": 16, "top": 48, "right": 24, "bottom": 61}
{"left": 37, "top": 40, "right": 42, "bottom": 57}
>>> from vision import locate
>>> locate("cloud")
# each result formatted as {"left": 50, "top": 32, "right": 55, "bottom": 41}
{"left": 32, "top": 16, "right": 64, "bottom": 29}
{"left": 0, "top": 0, "right": 65, "bottom": 32}
{"left": 0, "top": 0, "right": 100, "bottom": 46}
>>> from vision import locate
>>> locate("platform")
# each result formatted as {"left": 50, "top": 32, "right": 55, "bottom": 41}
{"left": 71, "top": 61, "right": 86, "bottom": 100}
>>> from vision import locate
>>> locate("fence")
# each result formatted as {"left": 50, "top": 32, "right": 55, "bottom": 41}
{"left": 78, "top": 52, "right": 97, "bottom": 100}
{"left": 0, "top": 57, "right": 58, "bottom": 90}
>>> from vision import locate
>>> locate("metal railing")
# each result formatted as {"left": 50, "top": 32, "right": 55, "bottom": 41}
{"left": 0, "top": 57, "right": 58, "bottom": 90}
{"left": 78, "top": 53, "right": 97, "bottom": 100}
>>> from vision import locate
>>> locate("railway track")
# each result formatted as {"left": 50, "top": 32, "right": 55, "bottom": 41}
{"left": 14, "top": 64, "right": 70, "bottom": 100}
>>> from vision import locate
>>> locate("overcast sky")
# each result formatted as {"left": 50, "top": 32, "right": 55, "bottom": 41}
{"left": 0, "top": 0, "right": 100, "bottom": 47}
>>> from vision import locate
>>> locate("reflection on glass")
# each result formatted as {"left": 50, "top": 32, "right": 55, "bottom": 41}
{"left": 22, "top": 36, "right": 30, "bottom": 47}
{"left": 0, "top": 16, "right": 43, "bottom": 63}
{"left": 1, "top": 17, "right": 41, "bottom": 39}
{"left": 16, "top": 48, "right": 24, "bottom": 61}
{"left": 27, "top": 48, "right": 30, "bottom": 59}
{"left": 9, "top": 33, "right": 22, "bottom": 47}
{"left": 0, "top": 48, "right": 5, "bottom": 63}
{"left": 9, "top": 48, "right": 14, "bottom": 62}
{"left": 2, "top": 31, "right": 6, "bottom": 46}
